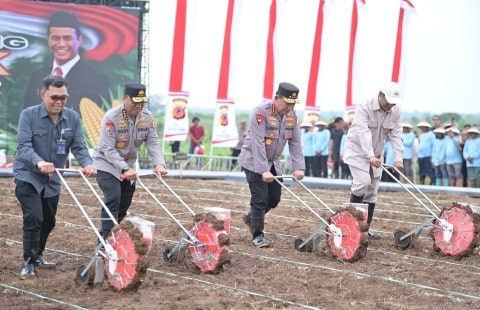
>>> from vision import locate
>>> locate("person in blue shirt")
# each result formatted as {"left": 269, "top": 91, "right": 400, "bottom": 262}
{"left": 313, "top": 120, "right": 330, "bottom": 178}
{"left": 381, "top": 138, "right": 398, "bottom": 182}
{"left": 432, "top": 127, "right": 449, "bottom": 186}
{"left": 402, "top": 122, "right": 416, "bottom": 182}
{"left": 445, "top": 127, "right": 464, "bottom": 187}
{"left": 416, "top": 121, "right": 436, "bottom": 185}
{"left": 300, "top": 122, "right": 317, "bottom": 177}
{"left": 462, "top": 127, "right": 480, "bottom": 188}
{"left": 14, "top": 75, "right": 97, "bottom": 280}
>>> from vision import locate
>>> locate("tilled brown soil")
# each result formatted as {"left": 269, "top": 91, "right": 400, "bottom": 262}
{"left": 0, "top": 175, "right": 479, "bottom": 310}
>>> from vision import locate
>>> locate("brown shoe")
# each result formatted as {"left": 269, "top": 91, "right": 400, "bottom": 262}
{"left": 243, "top": 213, "right": 254, "bottom": 234}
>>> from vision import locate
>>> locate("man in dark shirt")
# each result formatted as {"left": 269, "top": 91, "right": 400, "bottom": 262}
{"left": 329, "top": 117, "right": 345, "bottom": 179}
{"left": 14, "top": 75, "right": 96, "bottom": 279}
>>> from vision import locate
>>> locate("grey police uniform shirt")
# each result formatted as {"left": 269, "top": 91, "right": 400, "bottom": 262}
{"left": 92, "top": 105, "right": 165, "bottom": 179}
{"left": 344, "top": 96, "right": 403, "bottom": 176}
{"left": 239, "top": 100, "right": 305, "bottom": 175}
{"left": 14, "top": 104, "right": 93, "bottom": 198}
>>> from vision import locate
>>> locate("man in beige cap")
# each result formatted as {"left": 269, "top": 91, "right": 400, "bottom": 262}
{"left": 344, "top": 81, "right": 404, "bottom": 240}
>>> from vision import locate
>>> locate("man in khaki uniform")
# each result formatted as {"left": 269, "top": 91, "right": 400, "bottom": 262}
{"left": 344, "top": 81, "right": 404, "bottom": 240}
{"left": 239, "top": 82, "right": 305, "bottom": 248}
{"left": 93, "top": 82, "right": 168, "bottom": 239}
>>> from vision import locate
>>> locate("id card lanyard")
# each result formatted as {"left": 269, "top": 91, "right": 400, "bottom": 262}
{"left": 57, "top": 129, "right": 66, "bottom": 154}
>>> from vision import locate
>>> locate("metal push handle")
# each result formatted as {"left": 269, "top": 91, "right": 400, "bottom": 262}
{"left": 381, "top": 164, "right": 441, "bottom": 220}
{"left": 55, "top": 168, "right": 118, "bottom": 247}
{"left": 274, "top": 175, "right": 333, "bottom": 226}
{"left": 134, "top": 173, "right": 199, "bottom": 243}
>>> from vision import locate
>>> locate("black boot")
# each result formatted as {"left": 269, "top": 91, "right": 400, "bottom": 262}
{"left": 366, "top": 203, "right": 381, "bottom": 240}
{"left": 249, "top": 209, "right": 265, "bottom": 236}
{"left": 37, "top": 234, "right": 57, "bottom": 268}
{"left": 20, "top": 257, "right": 36, "bottom": 280}
{"left": 350, "top": 193, "right": 364, "bottom": 203}
{"left": 20, "top": 232, "right": 39, "bottom": 279}
{"left": 36, "top": 255, "right": 56, "bottom": 269}
{"left": 242, "top": 212, "right": 254, "bottom": 234}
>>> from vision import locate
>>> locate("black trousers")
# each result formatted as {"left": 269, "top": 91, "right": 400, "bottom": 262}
{"left": 15, "top": 180, "right": 59, "bottom": 259}
{"left": 243, "top": 166, "right": 281, "bottom": 235}
{"left": 316, "top": 155, "right": 328, "bottom": 178}
{"left": 96, "top": 170, "right": 136, "bottom": 236}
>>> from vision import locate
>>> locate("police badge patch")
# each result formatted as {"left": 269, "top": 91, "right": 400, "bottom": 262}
{"left": 256, "top": 114, "right": 265, "bottom": 125}
{"left": 105, "top": 121, "right": 115, "bottom": 137}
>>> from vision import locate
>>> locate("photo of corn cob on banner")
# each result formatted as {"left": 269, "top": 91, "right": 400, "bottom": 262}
{"left": 80, "top": 98, "right": 122, "bottom": 148}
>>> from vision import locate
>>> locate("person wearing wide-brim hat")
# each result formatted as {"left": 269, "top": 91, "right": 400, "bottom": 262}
{"left": 416, "top": 120, "right": 436, "bottom": 185}
{"left": 402, "top": 122, "right": 412, "bottom": 129}
{"left": 313, "top": 120, "right": 330, "bottom": 178}
{"left": 299, "top": 122, "right": 317, "bottom": 177}
{"left": 401, "top": 122, "right": 416, "bottom": 182}
{"left": 445, "top": 126, "right": 464, "bottom": 187}
{"left": 239, "top": 82, "right": 305, "bottom": 248}
{"left": 463, "top": 127, "right": 480, "bottom": 187}
{"left": 432, "top": 127, "right": 449, "bottom": 186}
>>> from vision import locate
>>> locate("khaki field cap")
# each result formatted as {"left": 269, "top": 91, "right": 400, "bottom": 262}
{"left": 380, "top": 81, "right": 401, "bottom": 105}
{"left": 276, "top": 82, "right": 300, "bottom": 104}
{"left": 315, "top": 120, "right": 328, "bottom": 127}
{"left": 125, "top": 82, "right": 148, "bottom": 103}
{"left": 433, "top": 127, "right": 446, "bottom": 134}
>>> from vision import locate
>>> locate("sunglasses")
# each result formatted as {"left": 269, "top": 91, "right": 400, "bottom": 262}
{"left": 46, "top": 92, "right": 68, "bottom": 102}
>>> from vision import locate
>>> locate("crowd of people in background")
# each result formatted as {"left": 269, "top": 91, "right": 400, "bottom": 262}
{"left": 289, "top": 114, "right": 479, "bottom": 189}
{"left": 165, "top": 113, "right": 479, "bottom": 190}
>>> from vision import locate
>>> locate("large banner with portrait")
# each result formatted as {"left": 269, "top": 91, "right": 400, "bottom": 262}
{"left": 0, "top": 0, "right": 141, "bottom": 154}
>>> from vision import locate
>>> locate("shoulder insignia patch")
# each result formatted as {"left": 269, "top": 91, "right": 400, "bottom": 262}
{"left": 256, "top": 114, "right": 265, "bottom": 125}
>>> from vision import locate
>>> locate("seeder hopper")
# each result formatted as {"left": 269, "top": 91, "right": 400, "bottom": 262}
{"left": 382, "top": 164, "right": 480, "bottom": 258}
{"left": 56, "top": 169, "right": 153, "bottom": 292}
{"left": 275, "top": 176, "right": 369, "bottom": 262}
{"left": 136, "top": 174, "right": 231, "bottom": 274}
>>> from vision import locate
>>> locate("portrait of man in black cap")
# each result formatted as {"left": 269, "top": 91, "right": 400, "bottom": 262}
{"left": 23, "top": 11, "right": 110, "bottom": 115}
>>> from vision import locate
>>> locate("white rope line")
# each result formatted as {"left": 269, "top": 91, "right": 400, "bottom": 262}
{"left": 1, "top": 211, "right": 477, "bottom": 271}
{"left": 1, "top": 230, "right": 479, "bottom": 307}
{"left": 148, "top": 269, "right": 322, "bottom": 310}
{"left": 0, "top": 283, "right": 88, "bottom": 310}
{"left": 232, "top": 251, "right": 480, "bottom": 301}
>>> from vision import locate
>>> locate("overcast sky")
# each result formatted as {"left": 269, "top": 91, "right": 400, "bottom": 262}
{"left": 148, "top": 0, "right": 480, "bottom": 115}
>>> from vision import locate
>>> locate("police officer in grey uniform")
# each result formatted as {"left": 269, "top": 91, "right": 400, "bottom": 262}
{"left": 93, "top": 82, "right": 168, "bottom": 239}
{"left": 239, "top": 82, "right": 305, "bottom": 248}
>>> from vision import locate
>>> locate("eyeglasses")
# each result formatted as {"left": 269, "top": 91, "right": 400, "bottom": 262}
{"left": 46, "top": 92, "right": 68, "bottom": 102}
